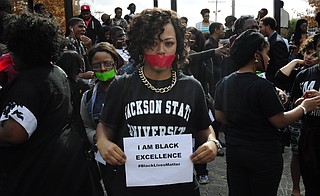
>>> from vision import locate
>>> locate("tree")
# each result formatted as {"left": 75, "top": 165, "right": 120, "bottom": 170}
{"left": 281, "top": 1, "right": 318, "bottom": 40}
{"left": 36, "top": 0, "right": 66, "bottom": 30}
{"left": 287, "top": 18, "right": 297, "bottom": 40}
{"left": 12, "top": 0, "right": 81, "bottom": 33}
{"left": 292, "top": 0, "right": 320, "bottom": 28}
{"left": 307, "top": 0, "right": 320, "bottom": 10}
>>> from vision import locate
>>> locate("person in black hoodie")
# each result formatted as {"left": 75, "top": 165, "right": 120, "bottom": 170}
{"left": 78, "top": 4, "right": 102, "bottom": 44}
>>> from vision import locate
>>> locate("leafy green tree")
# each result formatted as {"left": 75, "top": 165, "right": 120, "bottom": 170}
{"left": 286, "top": 18, "right": 298, "bottom": 40}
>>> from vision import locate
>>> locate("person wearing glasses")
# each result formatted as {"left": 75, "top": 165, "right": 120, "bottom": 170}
{"left": 80, "top": 42, "right": 120, "bottom": 196}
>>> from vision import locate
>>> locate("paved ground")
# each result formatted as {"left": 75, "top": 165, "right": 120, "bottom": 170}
{"left": 199, "top": 145, "right": 305, "bottom": 196}
{"left": 102, "top": 135, "right": 305, "bottom": 196}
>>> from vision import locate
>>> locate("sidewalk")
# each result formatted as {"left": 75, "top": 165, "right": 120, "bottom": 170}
{"left": 199, "top": 146, "right": 305, "bottom": 196}
{"left": 101, "top": 139, "right": 305, "bottom": 196}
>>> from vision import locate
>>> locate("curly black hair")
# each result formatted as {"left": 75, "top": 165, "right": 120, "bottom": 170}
{"left": 4, "top": 12, "right": 65, "bottom": 68}
{"left": 127, "top": 8, "right": 188, "bottom": 70}
{"left": 299, "top": 33, "right": 320, "bottom": 54}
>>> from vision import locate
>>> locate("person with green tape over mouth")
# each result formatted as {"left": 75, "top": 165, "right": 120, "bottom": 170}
{"left": 80, "top": 41, "right": 120, "bottom": 196}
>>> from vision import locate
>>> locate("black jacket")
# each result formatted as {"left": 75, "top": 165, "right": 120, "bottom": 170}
{"left": 204, "top": 36, "right": 222, "bottom": 96}
{"left": 266, "top": 32, "right": 289, "bottom": 86}
{"left": 78, "top": 14, "right": 102, "bottom": 44}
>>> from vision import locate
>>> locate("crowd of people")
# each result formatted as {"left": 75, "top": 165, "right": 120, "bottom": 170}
{"left": 1, "top": 0, "right": 320, "bottom": 196}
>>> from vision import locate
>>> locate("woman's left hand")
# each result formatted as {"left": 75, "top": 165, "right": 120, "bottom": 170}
{"left": 190, "top": 141, "right": 217, "bottom": 164}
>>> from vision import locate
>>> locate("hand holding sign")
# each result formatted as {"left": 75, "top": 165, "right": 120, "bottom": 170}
{"left": 190, "top": 140, "right": 218, "bottom": 164}
{"left": 97, "top": 138, "right": 127, "bottom": 165}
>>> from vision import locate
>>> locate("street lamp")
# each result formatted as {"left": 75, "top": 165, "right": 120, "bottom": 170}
{"left": 94, "top": 11, "right": 104, "bottom": 22}
{"left": 213, "top": 10, "right": 221, "bottom": 22}
{"left": 208, "top": 0, "right": 226, "bottom": 22}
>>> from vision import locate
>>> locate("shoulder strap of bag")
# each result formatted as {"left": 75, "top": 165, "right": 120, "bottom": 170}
{"left": 68, "top": 79, "right": 95, "bottom": 160}
{"left": 70, "top": 74, "right": 132, "bottom": 158}
{"left": 85, "top": 87, "right": 94, "bottom": 104}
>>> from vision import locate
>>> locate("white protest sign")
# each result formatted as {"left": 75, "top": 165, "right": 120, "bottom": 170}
{"left": 123, "top": 134, "right": 193, "bottom": 187}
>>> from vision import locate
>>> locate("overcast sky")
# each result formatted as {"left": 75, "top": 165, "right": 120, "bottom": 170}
{"left": 80, "top": 0, "right": 312, "bottom": 27}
